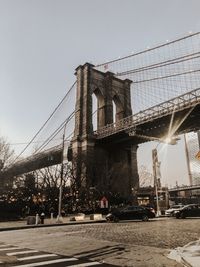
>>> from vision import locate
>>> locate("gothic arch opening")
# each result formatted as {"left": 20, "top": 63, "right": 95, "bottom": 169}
{"left": 112, "top": 100, "right": 116, "bottom": 124}
{"left": 113, "top": 95, "right": 123, "bottom": 122}
{"left": 92, "top": 88, "right": 105, "bottom": 130}
{"left": 92, "top": 93, "right": 98, "bottom": 131}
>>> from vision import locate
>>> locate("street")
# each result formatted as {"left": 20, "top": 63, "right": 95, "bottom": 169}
{"left": 0, "top": 217, "right": 199, "bottom": 266}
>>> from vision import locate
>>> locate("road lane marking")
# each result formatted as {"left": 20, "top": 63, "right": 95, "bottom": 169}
{"left": 7, "top": 250, "right": 39, "bottom": 256}
{"left": 66, "top": 262, "right": 101, "bottom": 267}
{"left": 13, "top": 258, "right": 78, "bottom": 267}
{"left": 18, "top": 254, "right": 58, "bottom": 261}
{"left": 0, "top": 247, "right": 22, "bottom": 251}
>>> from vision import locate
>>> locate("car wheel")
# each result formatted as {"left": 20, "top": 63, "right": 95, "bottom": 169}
{"left": 180, "top": 213, "right": 185, "bottom": 219}
{"left": 113, "top": 216, "right": 119, "bottom": 222}
{"left": 142, "top": 215, "right": 149, "bottom": 221}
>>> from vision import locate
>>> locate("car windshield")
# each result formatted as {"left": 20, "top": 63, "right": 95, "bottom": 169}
{"left": 183, "top": 204, "right": 198, "bottom": 209}
{"left": 171, "top": 205, "right": 182, "bottom": 209}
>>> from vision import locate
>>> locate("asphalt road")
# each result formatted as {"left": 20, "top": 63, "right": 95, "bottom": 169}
{"left": 0, "top": 217, "right": 199, "bottom": 266}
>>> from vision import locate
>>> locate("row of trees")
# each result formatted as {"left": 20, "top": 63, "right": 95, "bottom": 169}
{"left": 0, "top": 147, "right": 82, "bottom": 218}
{"left": 0, "top": 136, "right": 154, "bottom": 220}
{"left": 0, "top": 137, "right": 108, "bottom": 218}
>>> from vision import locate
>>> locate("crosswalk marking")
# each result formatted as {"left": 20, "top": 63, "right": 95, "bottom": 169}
{"left": 0, "top": 247, "right": 22, "bottom": 251}
{"left": 7, "top": 250, "right": 39, "bottom": 256}
{"left": 0, "top": 243, "right": 113, "bottom": 266}
{"left": 13, "top": 258, "right": 78, "bottom": 267}
{"left": 0, "top": 244, "right": 11, "bottom": 248}
{"left": 66, "top": 262, "right": 101, "bottom": 267}
{"left": 18, "top": 253, "right": 58, "bottom": 261}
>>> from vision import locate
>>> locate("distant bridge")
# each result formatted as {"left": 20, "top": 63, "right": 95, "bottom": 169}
{"left": 169, "top": 184, "right": 200, "bottom": 192}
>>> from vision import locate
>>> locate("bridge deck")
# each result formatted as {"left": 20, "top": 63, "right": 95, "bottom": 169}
{"left": 94, "top": 87, "right": 200, "bottom": 139}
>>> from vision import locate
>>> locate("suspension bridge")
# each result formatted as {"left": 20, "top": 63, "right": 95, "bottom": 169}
{"left": 1, "top": 32, "right": 200, "bottom": 196}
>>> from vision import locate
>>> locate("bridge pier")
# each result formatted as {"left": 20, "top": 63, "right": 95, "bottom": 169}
{"left": 68, "top": 63, "right": 139, "bottom": 199}
{"left": 92, "top": 144, "right": 139, "bottom": 197}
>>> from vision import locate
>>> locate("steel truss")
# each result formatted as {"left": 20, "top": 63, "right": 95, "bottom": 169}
{"left": 94, "top": 87, "right": 200, "bottom": 139}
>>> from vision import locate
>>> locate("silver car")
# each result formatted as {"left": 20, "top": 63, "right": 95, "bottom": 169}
{"left": 165, "top": 204, "right": 184, "bottom": 216}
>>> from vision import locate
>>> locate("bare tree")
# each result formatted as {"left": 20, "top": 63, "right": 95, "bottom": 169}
{"left": 33, "top": 162, "right": 73, "bottom": 201}
{"left": 0, "top": 136, "right": 15, "bottom": 192}
{"left": 0, "top": 136, "right": 14, "bottom": 170}
{"left": 138, "top": 165, "right": 153, "bottom": 187}
{"left": 36, "top": 162, "right": 72, "bottom": 186}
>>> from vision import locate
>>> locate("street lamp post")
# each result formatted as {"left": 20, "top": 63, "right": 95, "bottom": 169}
{"left": 152, "top": 148, "right": 161, "bottom": 217}
{"left": 56, "top": 123, "right": 67, "bottom": 223}
{"left": 152, "top": 136, "right": 180, "bottom": 217}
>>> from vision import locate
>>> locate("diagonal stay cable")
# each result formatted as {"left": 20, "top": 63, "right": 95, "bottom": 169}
{"left": 34, "top": 108, "right": 97, "bottom": 154}
{"left": 130, "top": 69, "right": 200, "bottom": 84}
{"left": 11, "top": 81, "right": 77, "bottom": 165}
{"left": 33, "top": 111, "right": 75, "bottom": 154}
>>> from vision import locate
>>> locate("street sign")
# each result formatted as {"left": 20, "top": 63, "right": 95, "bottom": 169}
{"left": 195, "top": 151, "right": 200, "bottom": 161}
{"left": 100, "top": 196, "right": 108, "bottom": 208}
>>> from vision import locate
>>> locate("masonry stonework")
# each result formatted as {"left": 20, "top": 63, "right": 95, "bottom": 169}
{"left": 69, "top": 63, "right": 139, "bottom": 199}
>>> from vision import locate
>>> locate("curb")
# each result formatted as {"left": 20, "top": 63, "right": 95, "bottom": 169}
{"left": 0, "top": 219, "right": 107, "bottom": 232}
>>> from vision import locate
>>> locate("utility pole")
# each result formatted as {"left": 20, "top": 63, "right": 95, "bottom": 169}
{"left": 183, "top": 134, "right": 193, "bottom": 186}
{"left": 56, "top": 123, "right": 67, "bottom": 223}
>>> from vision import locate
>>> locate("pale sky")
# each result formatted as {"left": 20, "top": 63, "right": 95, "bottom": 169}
{"left": 0, "top": 0, "right": 200, "bottom": 186}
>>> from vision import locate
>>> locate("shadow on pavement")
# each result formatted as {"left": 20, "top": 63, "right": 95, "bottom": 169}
{"left": 74, "top": 244, "right": 126, "bottom": 259}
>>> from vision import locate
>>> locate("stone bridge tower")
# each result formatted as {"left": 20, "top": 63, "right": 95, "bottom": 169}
{"left": 69, "top": 63, "right": 139, "bottom": 199}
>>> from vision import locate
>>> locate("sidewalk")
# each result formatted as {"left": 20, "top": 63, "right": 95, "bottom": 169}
{"left": 0, "top": 216, "right": 171, "bottom": 232}
{"left": 168, "top": 239, "right": 200, "bottom": 267}
{"left": 0, "top": 215, "right": 106, "bottom": 232}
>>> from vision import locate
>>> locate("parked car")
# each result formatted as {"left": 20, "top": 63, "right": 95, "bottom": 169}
{"left": 165, "top": 204, "right": 185, "bottom": 216}
{"left": 106, "top": 205, "right": 155, "bottom": 222}
{"left": 175, "top": 204, "right": 200, "bottom": 219}
{"left": 140, "top": 205, "right": 156, "bottom": 215}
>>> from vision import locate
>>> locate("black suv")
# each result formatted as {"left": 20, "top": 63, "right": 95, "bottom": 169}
{"left": 106, "top": 205, "right": 155, "bottom": 222}
{"left": 175, "top": 204, "right": 200, "bottom": 219}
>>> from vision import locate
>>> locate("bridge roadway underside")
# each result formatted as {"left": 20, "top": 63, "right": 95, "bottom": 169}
{"left": 96, "top": 103, "right": 200, "bottom": 146}
{"left": 1, "top": 103, "right": 200, "bottom": 179}
{"left": 0, "top": 149, "right": 62, "bottom": 181}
